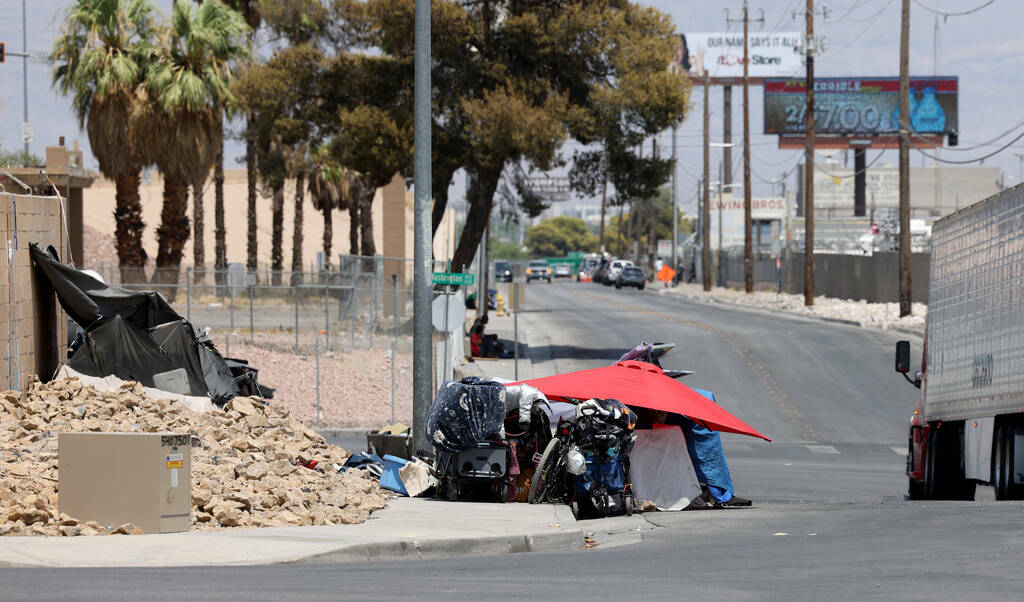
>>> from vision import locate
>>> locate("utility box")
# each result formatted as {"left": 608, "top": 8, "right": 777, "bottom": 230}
{"left": 59, "top": 432, "right": 192, "bottom": 533}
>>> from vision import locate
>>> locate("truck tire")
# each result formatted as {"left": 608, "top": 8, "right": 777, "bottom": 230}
{"left": 924, "top": 424, "right": 975, "bottom": 500}
{"left": 993, "top": 424, "right": 1024, "bottom": 500}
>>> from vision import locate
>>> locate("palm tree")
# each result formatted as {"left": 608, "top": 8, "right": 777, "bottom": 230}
{"left": 308, "top": 145, "right": 352, "bottom": 274}
{"left": 146, "top": 0, "right": 247, "bottom": 295}
{"left": 214, "top": 0, "right": 261, "bottom": 282}
{"left": 52, "top": 0, "right": 159, "bottom": 284}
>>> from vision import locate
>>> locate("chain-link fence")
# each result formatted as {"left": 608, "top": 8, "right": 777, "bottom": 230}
{"left": 81, "top": 254, "right": 451, "bottom": 429}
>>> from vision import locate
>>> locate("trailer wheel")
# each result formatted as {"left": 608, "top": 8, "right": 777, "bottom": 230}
{"left": 907, "top": 478, "right": 925, "bottom": 500}
{"left": 993, "top": 424, "right": 1023, "bottom": 501}
{"left": 924, "top": 424, "right": 975, "bottom": 500}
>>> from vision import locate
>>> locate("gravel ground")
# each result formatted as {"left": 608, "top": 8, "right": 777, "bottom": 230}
{"left": 661, "top": 282, "right": 927, "bottom": 333}
{"left": 221, "top": 333, "right": 413, "bottom": 429}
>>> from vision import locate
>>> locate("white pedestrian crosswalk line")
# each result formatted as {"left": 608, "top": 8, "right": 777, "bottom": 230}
{"left": 805, "top": 445, "right": 841, "bottom": 455}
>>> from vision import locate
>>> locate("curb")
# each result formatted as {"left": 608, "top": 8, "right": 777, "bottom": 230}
{"left": 293, "top": 528, "right": 586, "bottom": 565}
{"left": 656, "top": 288, "right": 926, "bottom": 337}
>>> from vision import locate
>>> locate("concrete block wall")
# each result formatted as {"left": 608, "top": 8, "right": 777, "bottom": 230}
{"left": 718, "top": 251, "right": 931, "bottom": 303}
{"left": 2, "top": 194, "right": 68, "bottom": 391}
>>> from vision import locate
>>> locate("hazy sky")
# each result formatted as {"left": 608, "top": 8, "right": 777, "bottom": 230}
{"left": 3, "top": 0, "right": 1021, "bottom": 215}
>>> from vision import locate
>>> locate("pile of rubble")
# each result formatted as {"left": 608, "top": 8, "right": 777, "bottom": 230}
{"left": 1, "top": 377, "right": 390, "bottom": 536}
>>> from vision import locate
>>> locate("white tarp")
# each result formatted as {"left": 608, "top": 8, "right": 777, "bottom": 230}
{"left": 55, "top": 366, "right": 218, "bottom": 413}
{"left": 631, "top": 425, "right": 702, "bottom": 511}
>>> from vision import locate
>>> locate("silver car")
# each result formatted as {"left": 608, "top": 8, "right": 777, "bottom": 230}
{"left": 553, "top": 263, "right": 572, "bottom": 278}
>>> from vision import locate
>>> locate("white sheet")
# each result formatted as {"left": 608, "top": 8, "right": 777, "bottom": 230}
{"left": 631, "top": 425, "right": 702, "bottom": 511}
{"left": 55, "top": 366, "right": 218, "bottom": 413}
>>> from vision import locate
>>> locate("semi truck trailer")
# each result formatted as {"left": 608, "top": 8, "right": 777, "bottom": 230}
{"left": 897, "top": 183, "right": 1024, "bottom": 500}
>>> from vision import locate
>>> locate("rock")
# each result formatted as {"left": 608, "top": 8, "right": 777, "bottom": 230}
{"left": 229, "top": 397, "right": 257, "bottom": 417}
{"left": 244, "top": 463, "right": 268, "bottom": 480}
{"left": 111, "top": 523, "right": 144, "bottom": 535}
{"left": 60, "top": 525, "right": 82, "bottom": 537}
{"left": 58, "top": 513, "right": 79, "bottom": 526}
{"left": 14, "top": 506, "right": 49, "bottom": 526}
{"left": 211, "top": 502, "right": 242, "bottom": 527}
{"left": 193, "top": 487, "right": 213, "bottom": 509}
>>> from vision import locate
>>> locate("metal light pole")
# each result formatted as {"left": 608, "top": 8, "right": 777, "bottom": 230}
{"left": 412, "top": 0, "right": 433, "bottom": 456}
{"left": 22, "top": 0, "right": 29, "bottom": 154}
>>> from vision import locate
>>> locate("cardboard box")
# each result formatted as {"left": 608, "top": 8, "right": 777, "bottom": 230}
{"left": 59, "top": 432, "right": 192, "bottom": 533}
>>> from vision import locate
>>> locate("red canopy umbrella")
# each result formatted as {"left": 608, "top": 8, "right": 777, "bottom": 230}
{"left": 512, "top": 360, "right": 770, "bottom": 441}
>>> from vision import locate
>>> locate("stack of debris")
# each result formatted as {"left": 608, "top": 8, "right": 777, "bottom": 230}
{"left": 1, "top": 377, "right": 390, "bottom": 536}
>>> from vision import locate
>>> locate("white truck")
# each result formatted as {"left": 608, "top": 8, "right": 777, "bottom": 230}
{"left": 896, "top": 183, "right": 1024, "bottom": 500}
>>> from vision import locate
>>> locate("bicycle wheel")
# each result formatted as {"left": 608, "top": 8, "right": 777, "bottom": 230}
{"left": 529, "top": 438, "right": 562, "bottom": 504}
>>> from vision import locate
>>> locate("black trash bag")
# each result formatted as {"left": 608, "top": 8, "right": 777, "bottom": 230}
{"left": 426, "top": 378, "right": 507, "bottom": 453}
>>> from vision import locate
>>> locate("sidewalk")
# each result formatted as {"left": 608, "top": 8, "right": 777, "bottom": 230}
{"left": 0, "top": 498, "right": 583, "bottom": 568}
{"left": 458, "top": 308, "right": 535, "bottom": 382}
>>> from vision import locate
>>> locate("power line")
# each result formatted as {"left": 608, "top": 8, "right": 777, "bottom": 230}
{"left": 826, "top": 0, "right": 876, "bottom": 23}
{"left": 909, "top": 128, "right": 1024, "bottom": 164}
{"left": 813, "top": 148, "right": 888, "bottom": 178}
{"left": 907, "top": 118, "right": 1024, "bottom": 152}
{"left": 912, "top": 0, "right": 995, "bottom": 19}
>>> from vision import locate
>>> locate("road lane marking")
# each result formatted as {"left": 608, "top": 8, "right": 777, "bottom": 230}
{"left": 891, "top": 446, "right": 907, "bottom": 456}
{"left": 805, "top": 445, "right": 840, "bottom": 454}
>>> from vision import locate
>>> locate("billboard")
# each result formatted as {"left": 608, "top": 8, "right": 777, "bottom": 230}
{"left": 675, "top": 33, "right": 803, "bottom": 81}
{"left": 709, "top": 195, "right": 786, "bottom": 248}
{"left": 764, "top": 77, "right": 958, "bottom": 137}
{"left": 526, "top": 176, "right": 571, "bottom": 201}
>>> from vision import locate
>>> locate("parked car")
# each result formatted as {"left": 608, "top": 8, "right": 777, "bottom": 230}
{"left": 604, "top": 260, "right": 632, "bottom": 285}
{"left": 615, "top": 266, "right": 646, "bottom": 290}
{"left": 494, "top": 261, "right": 513, "bottom": 282}
{"left": 553, "top": 263, "right": 572, "bottom": 278}
{"left": 525, "top": 260, "right": 552, "bottom": 283}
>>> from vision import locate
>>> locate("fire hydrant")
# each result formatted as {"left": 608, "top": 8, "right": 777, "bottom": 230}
{"left": 495, "top": 292, "right": 507, "bottom": 316}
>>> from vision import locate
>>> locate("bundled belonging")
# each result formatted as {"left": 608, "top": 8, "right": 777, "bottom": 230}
{"left": 0, "top": 377, "right": 389, "bottom": 537}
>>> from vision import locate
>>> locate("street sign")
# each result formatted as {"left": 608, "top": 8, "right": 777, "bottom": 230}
{"left": 20, "top": 122, "right": 33, "bottom": 144}
{"left": 431, "top": 293, "right": 466, "bottom": 333}
{"left": 432, "top": 272, "right": 474, "bottom": 286}
{"left": 568, "top": 251, "right": 584, "bottom": 260}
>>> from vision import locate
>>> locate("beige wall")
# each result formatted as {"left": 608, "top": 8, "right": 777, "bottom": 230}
{"left": 82, "top": 170, "right": 455, "bottom": 271}
{"left": 1, "top": 194, "right": 68, "bottom": 390}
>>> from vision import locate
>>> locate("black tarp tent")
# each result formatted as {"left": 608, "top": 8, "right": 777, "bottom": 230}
{"left": 31, "top": 244, "right": 267, "bottom": 405}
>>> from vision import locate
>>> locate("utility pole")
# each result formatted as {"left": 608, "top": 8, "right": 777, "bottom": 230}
{"left": 729, "top": 2, "right": 763, "bottom": 294}
{"left": 723, "top": 87, "right": 732, "bottom": 188}
{"left": 717, "top": 161, "right": 724, "bottom": 286}
{"left": 412, "top": 0, "right": 433, "bottom": 456}
{"left": 702, "top": 71, "right": 712, "bottom": 291}
{"left": 649, "top": 138, "right": 658, "bottom": 272}
{"left": 898, "top": 0, "right": 912, "bottom": 317}
{"left": 671, "top": 127, "right": 678, "bottom": 273}
{"left": 599, "top": 176, "right": 608, "bottom": 252}
{"left": 803, "top": 0, "right": 816, "bottom": 307}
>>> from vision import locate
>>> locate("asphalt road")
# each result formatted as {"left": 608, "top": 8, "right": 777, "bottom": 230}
{"left": 7, "top": 281, "right": 1024, "bottom": 600}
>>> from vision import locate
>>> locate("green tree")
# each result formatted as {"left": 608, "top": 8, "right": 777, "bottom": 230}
{"left": 361, "top": 0, "right": 689, "bottom": 272}
{"left": 488, "top": 238, "right": 528, "bottom": 260}
{"left": 308, "top": 143, "right": 355, "bottom": 273}
{"left": 52, "top": 0, "right": 159, "bottom": 283}
{"left": 604, "top": 187, "right": 689, "bottom": 258}
{"left": 234, "top": 43, "right": 324, "bottom": 284}
{"left": 0, "top": 148, "right": 44, "bottom": 167}
{"left": 144, "top": 0, "right": 248, "bottom": 293}
{"left": 524, "top": 216, "right": 597, "bottom": 258}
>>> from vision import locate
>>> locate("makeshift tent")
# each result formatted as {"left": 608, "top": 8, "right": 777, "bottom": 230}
{"left": 512, "top": 360, "right": 770, "bottom": 441}
{"left": 30, "top": 244, "right": 180, "bottom": 329}
{"left": 30, "top": 243, "right": 269, "bottom": 405}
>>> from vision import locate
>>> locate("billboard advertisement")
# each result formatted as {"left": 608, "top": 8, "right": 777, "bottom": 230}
{"left": 674, "top": 33, "right": 803, "bottom": 80}
{"left": 763, "top": 77, "right": 958, "bottom": 137}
